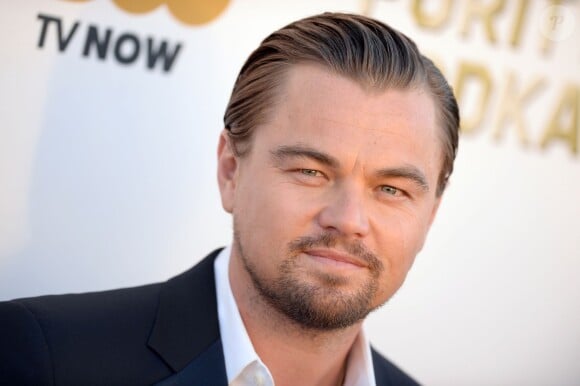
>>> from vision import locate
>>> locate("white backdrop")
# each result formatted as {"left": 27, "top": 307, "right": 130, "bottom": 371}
{"left": 1, "top": 1, "right": 579, "bottom": 385}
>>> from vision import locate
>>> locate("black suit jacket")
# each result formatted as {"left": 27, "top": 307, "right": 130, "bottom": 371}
{"left": 0, "top": 249, "right": 419, "bottom": 385}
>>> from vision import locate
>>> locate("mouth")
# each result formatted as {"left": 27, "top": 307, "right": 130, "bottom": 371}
{"left": 303, "top": 248, "right": 368, "bottom": 269}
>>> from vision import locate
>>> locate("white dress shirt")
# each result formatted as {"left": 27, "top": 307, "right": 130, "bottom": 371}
{"left": 214, "top": 246, "right": 377, "bottom": 386}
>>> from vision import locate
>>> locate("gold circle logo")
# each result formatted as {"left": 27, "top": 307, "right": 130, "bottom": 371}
{"left": 61, "top": 0, "right": 231, "bottom": 26}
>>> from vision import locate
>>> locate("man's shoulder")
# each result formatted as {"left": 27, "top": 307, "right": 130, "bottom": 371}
{"left": 1, "top": 278, "right": 166, "bottom": 342}
{"left": 0, "top": 250, "right": 223, "bottom": 385}
{"left": 9, "top": 280, "right": 162, "bottom": 317}
{"left": 371, "top": 347, "right": 421, "bottom": 386}
{"left": 0, "top": 281, "right": 168, "bottom": 384}
{"left": 1, "top": 248, "right": 222, "bottom": 325}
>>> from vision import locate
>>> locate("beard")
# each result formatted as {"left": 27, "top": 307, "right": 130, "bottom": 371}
{"left": 234, "top": 224, "right": 384, "bottom": 331}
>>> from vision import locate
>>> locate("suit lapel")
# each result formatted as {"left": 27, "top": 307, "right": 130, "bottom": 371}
{"left": 148, "top": 249, "right": 227, "bottom": 386}
{"left": 153, "top": 339, "right": 226, "bottom": 386}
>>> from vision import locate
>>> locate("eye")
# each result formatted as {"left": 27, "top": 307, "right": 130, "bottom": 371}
{"left": 380, "top": 185, "right": 402, "bottom": 196}
{"left": 299, "top": 169, "right": 323, "bottom": 177}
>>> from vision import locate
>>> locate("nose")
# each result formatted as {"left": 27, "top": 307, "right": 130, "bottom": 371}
{"left": 317, "top": 182, "right": 370, "bottom": 238}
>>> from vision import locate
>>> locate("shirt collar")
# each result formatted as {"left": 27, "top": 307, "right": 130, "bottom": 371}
{"left": 214, "top": 246, "right": 376, "bottom": 386}
{"left": 215, "top": 246, "right": 267, "bottom": 382}
{"left": 343, "top": 327, "right": 376, "bottom": 386}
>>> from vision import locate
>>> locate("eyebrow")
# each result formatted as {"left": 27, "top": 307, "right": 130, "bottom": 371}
{"left": 271, "top": 144, "right": 430, "bottom": 192}
{"left": 270, "top": 145, "right": 340, "bottom": 168}
{"left": 375, "top": 166, "right": 430, "bottom": 192}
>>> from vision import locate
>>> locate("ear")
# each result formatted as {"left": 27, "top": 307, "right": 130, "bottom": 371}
{"left": 217, "top": 130, "right": 238, "bottom": 213}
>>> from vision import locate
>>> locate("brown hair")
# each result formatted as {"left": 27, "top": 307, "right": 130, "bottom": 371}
{"left": 224, "top": 12, "right": 459, "bottom": 196}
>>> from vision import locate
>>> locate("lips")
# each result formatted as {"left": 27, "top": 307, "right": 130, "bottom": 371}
{"left": 303, "top": 248, "right": 368, "bottom": 268}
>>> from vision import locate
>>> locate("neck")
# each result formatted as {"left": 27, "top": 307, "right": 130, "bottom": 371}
{"left": 229, "top": 250, "right": 362, "bottom": 386}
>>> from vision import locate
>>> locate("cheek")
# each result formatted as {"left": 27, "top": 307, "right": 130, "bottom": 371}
{"left": 375, "top": 207, "right": 430, "bottom": 258}
{"left": 233, "top": 178, "right": 314, "bottom": 256}
{"left": 372, "top": 209, "right": 431, "bottom": 300}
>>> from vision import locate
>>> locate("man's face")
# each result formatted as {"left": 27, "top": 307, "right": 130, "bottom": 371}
{"left": 218, "top": 64, "right": 443, "bottom": 330}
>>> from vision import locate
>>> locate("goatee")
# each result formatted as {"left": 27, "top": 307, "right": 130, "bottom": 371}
{"left": 235, "top": 229, "right": 384, "bottom": 330}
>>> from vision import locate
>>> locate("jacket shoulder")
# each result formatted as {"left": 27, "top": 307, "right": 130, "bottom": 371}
{"left": 0, "top": 300, "right": 53, "bottom": 385}
{"left": 0, "top": 282, "right": 167, "bottom": 385}
{"left": 372, "top": 347, "right": 420, "bottom": 386}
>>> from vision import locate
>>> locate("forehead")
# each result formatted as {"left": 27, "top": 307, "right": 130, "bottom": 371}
{"left": 254, "top": 64, "right": 442, "bottom": 173}
{"left": 290, "top": 66, "right": 427, "bottom": 123}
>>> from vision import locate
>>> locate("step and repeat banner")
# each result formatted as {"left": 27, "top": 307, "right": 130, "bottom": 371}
{"left": 1, "top": 1, "right": 578, "bottom": 385}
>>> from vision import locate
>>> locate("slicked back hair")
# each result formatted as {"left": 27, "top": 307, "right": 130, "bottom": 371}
{"left": 223, "top": 12, "right": 459, "bottom": 196}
